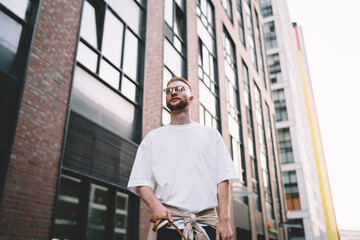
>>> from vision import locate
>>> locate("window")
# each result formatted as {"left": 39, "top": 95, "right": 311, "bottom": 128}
{"left": 244, "top": 0, "right": 257, "bottom": 69}
{"left": 259, "top": 0, "right": 273, "bottom": 17}
{"left": 267, "top": 53, "right": 282, "bottom": 83}
{"left": 197, "top": 0, "right": 220, "bottom": 130}
{"left": 280, "top": 146, "right": 294, "bottom": 164}
{"left": 288, "top": 219, "right": 305, "bottom": 239}
{"left": 254, "top": 85, "right": 273, "bottom": 218}
{"left": 72, "top": 0, "right": 146, "bottom": 142}
{"left": 272, "top": 88, "right": 288, "bottom": 122}
{"left": 221, "top": 0, "right": 233, "bottom": 21}
{"left": 255, "top": 10, "right": 267, "bottom": 88}
{"left": 264, "top": 21, "right": 277, "bottom": 49}
{"left": 162, "top": 0, "right": 187, "bottom": 125}
{"left": 278, "top": 128, "right": 291, "bottom": 143}
{"left": 52, "top": 173, "right": 135, "bottom": 240}
{"left": 282, "top": 171, "right": 301, "bottom": 210}
{"left": 236, "top": 0, "right": 245, "bottom": 46}
{"left": 223, "top": 29, "right": 246, "bottom": 185}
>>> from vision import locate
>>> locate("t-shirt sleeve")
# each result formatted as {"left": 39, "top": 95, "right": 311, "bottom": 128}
{"left": 127, "top": 133, "right": 155, "bottom": 195}
{"left": 216, "top": 131, "right": 241, "bottom": 185}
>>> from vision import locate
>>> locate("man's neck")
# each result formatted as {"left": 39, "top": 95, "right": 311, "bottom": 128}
{"left": 169, "top": 109, "right": 192, "bottom": 125}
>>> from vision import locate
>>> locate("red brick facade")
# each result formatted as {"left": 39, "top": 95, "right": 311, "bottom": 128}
{"left": 0, "top": 0, "right": 82, "bottom": 239}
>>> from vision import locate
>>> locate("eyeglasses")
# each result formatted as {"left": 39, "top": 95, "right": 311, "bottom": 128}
{"left": 163, "top": 85, "right": 186, "bottom": 95}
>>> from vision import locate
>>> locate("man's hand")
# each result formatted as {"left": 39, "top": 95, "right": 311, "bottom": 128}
{"left": 216, "top": 218, "right": 233, "bottom": 240}
{"left": 151, "top": 201, "right": 174, "bottom": 223}
{"left": 137, "top": 186, "right": 174, "bottom": 223}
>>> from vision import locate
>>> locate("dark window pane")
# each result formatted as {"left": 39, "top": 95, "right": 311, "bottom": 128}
{"left": 102, "top": 9, "right": 124, "bottom": 67}
{"left": 52, "top": 175, "right": 81, "bottom": 240}
{"left": 0, "top": 11, "right": 22, "bottom": 76}
{"left": 114, "top": 192, "right": 128, "bottom": 238}
{"left": 86, "top": 184, "right": 108, "bottom": 240}
{"left": 123, "top": 30, "right": 139, "bottom": 81}
{"left": 0, "top": 0, "right": 30, "bottom": 20}
{"left": 80, "top": 1, "right": 98, "bottom": 48}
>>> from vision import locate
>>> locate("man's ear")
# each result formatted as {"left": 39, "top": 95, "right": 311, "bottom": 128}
{"left": 189, "top": 95, "right": 194, "bottom": 103}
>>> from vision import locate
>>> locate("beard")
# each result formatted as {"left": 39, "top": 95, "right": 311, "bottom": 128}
{"left": 166, "top": 97, "right": 189, "bottom": 111}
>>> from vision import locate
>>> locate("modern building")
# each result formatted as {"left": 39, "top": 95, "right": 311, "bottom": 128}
{"left": 0, "top": 0, "right": 287, "bottom": 239}
{"left": 259, "top": 0, "right": 339, "bottom": 239}
{"left": 339, "top": 230, "right": 360, "bottom": 240}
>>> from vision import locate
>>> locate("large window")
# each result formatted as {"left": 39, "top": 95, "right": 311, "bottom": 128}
{"left": 272, "top": 88, "right": 288, "bottom": 122}
{"left": 162, "top": 0, "right": 187, "bottom": 125}
{"left": 254, "top": 85, "right": 273, "bottom": 218}
{"left": 236, "top": 0, "right": 245, "bottom": 46}
{"left": 264, "top": 21, "right": 277, "bottom": 49}
{"left": 224, "top": 29, "right": 246, "bottom": 184}
{"left": 72, "top": 0, "right": 146, "bottom": 142}
{"left": 244, "top": 0, "right": 257, "bottom": 69}
{"left": 221, "top": 0, "right": 233, "bottom": 21}
{"left": 282, "top": 171, "right": 301, "bottom": 211}
{"left": 0, "top": 0, "right": 40, "bottom": 199}
{"left": 278, "top": 128, "right": 294, "bottom": 164}
{"left": 288, "top": 219, "right": 305, "bottom": 239}
{"left": 267, "top": 53, "right": 282, "bottom": 83}
{"left": 243, "top": 62, "right": 260, "bottom": 210}
{"left": 197, "top": 0, "right": 220, "bottom": 130}
{"left": 255, "top": 10, "right": 267, "bottom": 88}
{"left": 265, "top": 103, "right": 282, "bottom": 220}
{"left": 259, "top": 0, "right": 273, "bottom": 17}
{"left": 51, "top": 173, "right": 137, "bottom": 240}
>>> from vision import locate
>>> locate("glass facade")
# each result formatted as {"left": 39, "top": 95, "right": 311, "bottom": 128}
{"left": 162, "top": 0, "right": 187, "bottom": 125}
{"left": 254, "top": 85, "right": 273, "bottom": 219}
{"left": 52, "top": 173, "right": 132, "bottom": 240}
{"left": 236, "top": 0, "right": 245, "bottom": 46}
{"left": 224, "top": 29, "right": 246, "bottom": 184}
{"left": 221, "top": 0, "right": 233, "bottom": 21}
{"left": 244, "top": 0, "right": 258, "bottom": 69}
{"left": 197, "top": 0, "right": 220, "bottom": 130}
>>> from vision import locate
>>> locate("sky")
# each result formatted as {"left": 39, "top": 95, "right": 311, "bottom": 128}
{"left": 286, "top": 0, "right": 360, "bottom": 231}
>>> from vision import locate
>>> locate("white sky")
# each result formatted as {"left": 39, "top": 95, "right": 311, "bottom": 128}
{"left": 286, "top": 0, "right": 360, "bottom": 231}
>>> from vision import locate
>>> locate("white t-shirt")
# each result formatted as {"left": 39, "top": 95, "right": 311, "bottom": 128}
{"left": 127, "top": 122, "right": 240, "bottom": 214}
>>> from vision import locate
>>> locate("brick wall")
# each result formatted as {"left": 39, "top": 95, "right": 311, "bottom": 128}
{"left": 0, "top": 0, "right": 81, "bottom": 239}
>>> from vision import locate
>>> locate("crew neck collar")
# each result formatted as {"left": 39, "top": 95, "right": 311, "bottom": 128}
{"left": 165, "top": 122, "right": 197, "bottom": 128}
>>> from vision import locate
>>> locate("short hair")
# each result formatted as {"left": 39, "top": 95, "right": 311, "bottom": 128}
{"left": 167, "top": 77, "right": 192, "bottom": 93}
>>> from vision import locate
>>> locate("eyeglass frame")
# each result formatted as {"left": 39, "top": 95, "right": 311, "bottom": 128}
{"left": 163, "top": 85, "right": 187, "bottom": 95}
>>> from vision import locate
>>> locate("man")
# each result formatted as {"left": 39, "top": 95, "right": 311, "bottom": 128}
{"left": 128, "top": 77, "right": 240, "bottom": 240}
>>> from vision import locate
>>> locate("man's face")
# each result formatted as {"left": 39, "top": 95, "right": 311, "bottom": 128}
{"left": 165, "top": 81, "right": 193, "bottom": 111}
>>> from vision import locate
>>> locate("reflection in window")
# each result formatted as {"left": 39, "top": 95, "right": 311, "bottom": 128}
{"left": 221, "top": 0, "right": 233, "bottom": 21}
{"left": 272, "top": 88, "right": 288, "bottom": 122}
{"left": 283, "top": 171, "right": 301, "bottom": 210}
{"left": 254, "top": 86, "right": 273, "bottom": 218}
{"left": 264, "top": 21, "right": 277, "bottom": 49}
{"left": 259, "top": 0, "right": 273, "bottom": 17}
{"left": 86, "top": 184, "right": 108, "bottom": 240}
{"left": 288, "top": 219, "right": 305, "bottom": 238}
{"left": 0, "top": 11, "right": 23, "bottom": 76}
{"left": 223, "top": 30, "right": 246, "bottom": 184}
{"left": 77, "top": 0, "right": 143, "bottom": 103}
{"left": 237, "top": 0, "right": 245, "bottom": 46}
{"left": 280, "top": 146, "right": 294, "bottom": 164}
{"left": 267, "top": 53, "right": 282, "bottom": 83}
{"left": 255, "top": 10, "right": 267, "bottom": 88}
{"left": 52, "top": 175, "right": 81, "bottom": 240}
{"left": 0, "top": 0, "right": 31, "bottom": 19}
{"left": 162, "top": 0, "right": 186, "bottom": 125}
{"left": 197, "top": 0, "right": 219, "bottom": 130}
{"left": 114, "top": 192, "right": 128, "bottom": 239}
{"left": 244, "top": 0, "right": 257, "bottom": 69}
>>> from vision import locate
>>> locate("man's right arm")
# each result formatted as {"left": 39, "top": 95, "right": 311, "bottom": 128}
{"left": 137, "top": 186, "right": 174, "bottom": 223}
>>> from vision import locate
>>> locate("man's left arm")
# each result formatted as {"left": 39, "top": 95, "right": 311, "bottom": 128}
{"left": 216, "top": 180, "right": 233, "bottom": 240}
